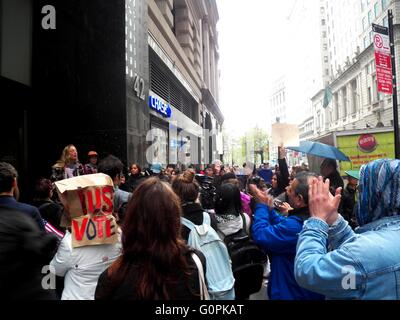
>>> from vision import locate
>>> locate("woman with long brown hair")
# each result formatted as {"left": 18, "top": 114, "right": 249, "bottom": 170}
{"left": 50, "top": 144, "right": 84, "bottom": 182}
{"left": 95, "top": 177, "right": 206, "bottom": 300}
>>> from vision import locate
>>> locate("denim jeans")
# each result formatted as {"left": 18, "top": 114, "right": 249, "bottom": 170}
{"left": 209, "top": 287, "right": 235, "bottom": 300}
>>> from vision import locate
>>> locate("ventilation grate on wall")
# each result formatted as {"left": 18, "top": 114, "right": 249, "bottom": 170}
{"left": 149, "top": 48, "right": 197, "bottom": 123}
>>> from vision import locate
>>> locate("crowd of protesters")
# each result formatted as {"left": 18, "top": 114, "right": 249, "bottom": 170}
{"left": 1, "top": 143, "right": 400, "bottom": 300}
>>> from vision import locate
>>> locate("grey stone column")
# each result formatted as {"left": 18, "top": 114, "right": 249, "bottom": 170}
{"left": 215, "top": 51, "right": 220, "bottom": 104}
{"left": 202, "top": 17, "right": 210, "bottom": 88}
{"left": 210, "top": 41, "right": 216, "bottom": 97}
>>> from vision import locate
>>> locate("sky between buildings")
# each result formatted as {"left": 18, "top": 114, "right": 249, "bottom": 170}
{"left": 216, "top": 0, "right": 321, "bottom": 137}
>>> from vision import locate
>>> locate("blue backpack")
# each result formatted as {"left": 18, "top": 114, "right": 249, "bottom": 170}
{"left": 181, "top": 212, "right": 235, "bottom": 293}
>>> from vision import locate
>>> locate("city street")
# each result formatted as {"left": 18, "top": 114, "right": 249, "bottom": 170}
{"left": 1, "top": 0, "right": 400, "bottom": 304}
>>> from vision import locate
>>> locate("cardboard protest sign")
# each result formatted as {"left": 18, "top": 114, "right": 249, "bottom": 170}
{"left": 271, "top": 123, "right": 300, "bottom": 147}
{"left": 55, "top": 173, "right": 118, "bottom": 248}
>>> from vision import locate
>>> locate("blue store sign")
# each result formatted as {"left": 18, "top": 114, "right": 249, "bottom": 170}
{"left": 149, "top": 95, "right": 172, "bottom": 118}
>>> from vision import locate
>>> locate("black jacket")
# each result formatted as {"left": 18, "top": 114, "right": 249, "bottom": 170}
{"left": 0, "top": 207, "right": 58, "bottom": 299}
{"left": 268, "top": 158, "right": 290, "bottom": 198}
{"left": 123, "top": 174, "right": 146, "bottom": 193}
{"left": 0, "top": 195, "right": 45, "bottom": 231}
{"left": 180, "top": 203, "right": 218, "bottom": 242}
{"left": 33, "top": 199, "right": 64, "bottom": 232}
{"left": 95, "top": 248, "right": 206, "bottom": 300}
{"left": 326, "top": 170, "right": 344, "bottom": 194}
{"left": 339, "top": 185, "right": 358, "bottom": 229}
{"left": 277, "top": 158, "right": 290, "bottom": 194}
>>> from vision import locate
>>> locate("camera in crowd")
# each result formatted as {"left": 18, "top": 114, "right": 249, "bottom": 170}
{"left": 195, "top": 174, "right": 216, "bottom": 210}
{"left": 273, "top": 199, "right": 284, "bottom": 210}
{"left": 247, "top": 175, "right": 271, "bottom": 191}
{"left": 248, "top": 176, "right": 263, "bottom": 189}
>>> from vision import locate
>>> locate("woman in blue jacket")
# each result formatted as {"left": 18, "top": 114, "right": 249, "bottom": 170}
{"left": 295, "top": 159, "right": 400, "bottom": 299}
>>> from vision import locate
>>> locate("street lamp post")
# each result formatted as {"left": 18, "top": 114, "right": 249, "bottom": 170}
{"left": 389, "top": 10, "right": 400, "bottom": 159}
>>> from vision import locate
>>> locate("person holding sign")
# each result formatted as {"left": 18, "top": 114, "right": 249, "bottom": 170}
{"left": 50, "top": 173, "right": 122, "bottom": 300}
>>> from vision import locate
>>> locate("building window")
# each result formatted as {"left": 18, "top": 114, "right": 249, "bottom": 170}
{"left": 351, "top": 80, "right": 358, "bottom": 114}
{"left": 374, "top": 2, "right": 380, "bottom": 17}
{"left": 383, "top": 15, "right": 388, "bottom": 27}
{"left": 372, "top": 74, "right": 379, "bottom": 102}
{"left": 368, "top": 10, "right": 372, "bottom": 25}
{"left": 334, "top": 93, "right": 339, "bottom": 120}
{"left": 325, "top": 69, "right": 330, "bottom": 76}
{"left": 361, "top": 0, "right": 367, "bottom": 11}
{"left": 362, "top": 16, "right": 367, "bottom": 30}
{"left": 366, "top": 62, "right": 372, "bottom": 75}
{"left": 367, "top": 87, "right": 372, "bottom": 105}
{"left": 382, "top": 0, "right": 388, "bottom": 10}
{"left": 322, "top": 31, "right": 327, "bottom": 38}
{"left": 321, "top": 19, "right": 326, "bottom": 26}
{"left": 364, "top": 36, "right": 368, "bottom": 49}
{"left": 323, "top": 44, "right": 328, "bottom": 50}
{"left": 342, "top": 87, "right": 348, "bottom": 117}
{"left": 324, "top": 56, "right": 329, "bottom": 62}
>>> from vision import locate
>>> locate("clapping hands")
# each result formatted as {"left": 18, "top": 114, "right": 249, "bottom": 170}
{"left": 308, "top": 176, "right": 342, "bottom": 225}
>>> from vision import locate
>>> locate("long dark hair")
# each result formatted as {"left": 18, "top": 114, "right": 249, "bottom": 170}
{"left": 214, "top": 183, "right": 242, "bottom": 216}
{"left": 108, "top": 177, "right": 191, "bottom": 299}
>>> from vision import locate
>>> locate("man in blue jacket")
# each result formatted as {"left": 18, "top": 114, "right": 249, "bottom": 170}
{"left": 250, "top": 171, "right": 324, "bottom": 300}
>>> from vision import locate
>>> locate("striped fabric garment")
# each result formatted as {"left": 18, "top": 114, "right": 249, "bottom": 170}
{"left": 356, "top": 159, "right": 400, "bottom": 226}
{"left": 43, "top": 219, "right": 65, "bottom": 240}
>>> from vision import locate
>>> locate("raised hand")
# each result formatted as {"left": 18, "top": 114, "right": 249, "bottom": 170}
{"left": 249, "top": 184, "right": 274, "bottom": 209}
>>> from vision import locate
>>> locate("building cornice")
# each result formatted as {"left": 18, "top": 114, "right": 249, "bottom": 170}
{"left": 311, "top": 88, "right": 325, "bottom": 102}
{"left": 148, "top": 0, "right": 202, "bottom": 97}
{"left": 201, "top": 87, "right": 224, "bottom": 124}
{"left": 191, "top": 0, "right": 208, "bottom": 19}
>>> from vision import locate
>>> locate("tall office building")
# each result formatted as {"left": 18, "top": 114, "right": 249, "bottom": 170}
{"left": 1, "top": 0, "right": 224, "bottom": 200}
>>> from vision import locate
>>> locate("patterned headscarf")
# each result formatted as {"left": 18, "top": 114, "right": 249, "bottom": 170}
{"left": 356, "top": 159, "right": 400, "bottom": 226}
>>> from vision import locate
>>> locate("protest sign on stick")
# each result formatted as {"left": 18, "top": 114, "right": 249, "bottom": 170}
{"left": 271, "top": 123, "right": 300, "bottom": 147}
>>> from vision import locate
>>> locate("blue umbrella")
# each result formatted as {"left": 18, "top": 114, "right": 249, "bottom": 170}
{"left": 286, "top": 141, "right": 350, "bottom": 162}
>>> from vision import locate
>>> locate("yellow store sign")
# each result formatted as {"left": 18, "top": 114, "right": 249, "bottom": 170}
{"left": 337, "top": 132, "right": 395, "bottom": 176}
